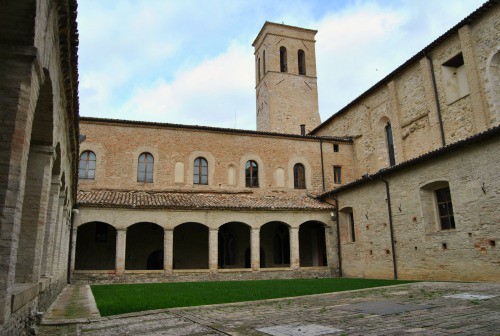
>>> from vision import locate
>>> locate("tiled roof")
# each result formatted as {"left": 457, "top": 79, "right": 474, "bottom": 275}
{"left": 77, "top": 189, "right": 334, "bottom": 211}
{"left": 317, "top": 125, "right": 500, "bottom": 198}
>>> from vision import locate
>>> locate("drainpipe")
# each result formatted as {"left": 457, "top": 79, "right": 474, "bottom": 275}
{"left": 67, "top": 204, "right": 79, "bottom": 284}
{"left": 380, "top": 177, "right": 398, "bottom": 280}
{"left": 322, "top": 198, "right": 342, "bottom": 277}
{"left": 423, "top": 51, "right": 446, "bottom": 147}
{"left": 320, "top": 139, "right": 325, "bottom": 191}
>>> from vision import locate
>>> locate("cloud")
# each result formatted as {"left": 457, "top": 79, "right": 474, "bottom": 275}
{"left": 119, "top": 43, "right": 255, "bottom": 129}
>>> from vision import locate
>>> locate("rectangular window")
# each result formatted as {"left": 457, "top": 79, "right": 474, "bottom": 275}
{"left": 435, "top": 187, "right": 455, "bottom": 230}
{"left": 333, "top": 144, "right": 339, "bottom": 152}
{"left": 334, "top": 166, "right": 342, "bottom": 184}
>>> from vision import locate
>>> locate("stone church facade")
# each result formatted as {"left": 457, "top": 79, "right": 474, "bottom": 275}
{"left": 0, "top": 0, "right": 499, "bottom": 334}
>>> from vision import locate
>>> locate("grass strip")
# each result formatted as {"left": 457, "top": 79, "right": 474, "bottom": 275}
{"left": 91, "top": 278, "right": 414, "bottom": 316}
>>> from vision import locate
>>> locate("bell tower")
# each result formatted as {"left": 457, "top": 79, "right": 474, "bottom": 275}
{"left": 253, "top": 22, "right": 321, "bottom": 135}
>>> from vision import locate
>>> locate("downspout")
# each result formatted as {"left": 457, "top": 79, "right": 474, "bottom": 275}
{"left": 322, "top": 197, "right": 342, "bottom": 278}
{"left": 423, "top": 51, "right": 446, "bottom": 147}
{"left": 320, "top": 139, "right": 325, "bottom": 191}
{"left": 67, "top": 204, "right": 79, "bottom": 284}
{"left": 380, "top": 177, "right": 398, "bottom": 280}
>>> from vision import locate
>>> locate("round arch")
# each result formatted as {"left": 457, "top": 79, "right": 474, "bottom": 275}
{"left": 218, "top": 222, "right": 251, "bottom": 269}
{"left": 75, "top": 221, "right": 116, "bottom": 270}
{"left": 173, "top": 222, "right": 209, "bottom": 269}
{"left": 125, "top": 222, "right": 164, "bottom": 270}
{"left": 299, "top": 221, "right": 328, "bottom": 267}
{"left": 260, "top": 221, "right": 291, "bottom": 268}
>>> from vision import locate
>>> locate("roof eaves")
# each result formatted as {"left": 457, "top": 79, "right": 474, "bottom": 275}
{"left": 317, "top": 125, "right": 500, "bottom": 198}
{"left": 80, "top": 116, "right": 353, "bottom": 143}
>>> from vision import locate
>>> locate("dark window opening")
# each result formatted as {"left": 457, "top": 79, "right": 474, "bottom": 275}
{"left": 95, "top": 222, "right": 108, "bottom": 242}
{"left": 334, "top": 166, "right": 342, "bottom": 184}
{"left": 263, "top": 50, "right": 266, "bottom": 74}
{"left": 385, "top": 122, "right": 396, "bottom": 166}
{"left": 194, "top": 157, "right": 208, "bottom": 185}
{"left": 333, "top": 144, "right": 339, "bottom": 152}
{"left": 273, "top": 224, "right": 290, "bottom": 264}
{"left": 137, "top": 152, "right": 154, "bottom": 183}
{"left": 435, "top": 187, "right": 455, "bottom": 230}
{"left": 258, "top": 58, "right": 261, "bottom": 80}
{"left": 280, "top": 46, "right": 288, "bottom": 73}
{"left": 349, "top": 211, "right": 355, "bottom": 242}
{"left": 79, "top": 151, "right": 96, "bottom": 179}
{"left": 298, "top": 49, "right": 306, "bottom": 75}
{"left": 293, "top": 163, "right": 306, "bottom": 189}
{"left": 245, "top": 160, "right": 259, "bottom": 187}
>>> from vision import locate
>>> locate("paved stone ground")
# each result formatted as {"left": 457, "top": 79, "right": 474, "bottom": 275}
{"left": 38, "top": 281, "right": 500, "bottom": 335}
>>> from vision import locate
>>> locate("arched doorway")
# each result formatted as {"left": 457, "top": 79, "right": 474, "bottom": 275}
{"left": 260, "top": 222, "right": 290, "bottom": 268}
{"left": 173, "top": 222, "right": 208, "bottom": 269}
{"left": 125, "top": 222, "right": 164, "bottom": 270}
{"left": 299, "top": 221, "right": 328, "bottom": 267}
{"left": 218, "top": 222, "right": 250, "bottom": 269}
{"left": 75, "top": 222, "right": 116, "bottom": 270}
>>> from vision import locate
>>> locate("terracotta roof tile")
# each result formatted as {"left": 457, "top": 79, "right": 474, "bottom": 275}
{"left": 77, "top": 189, "right": 333, "bottom": 211}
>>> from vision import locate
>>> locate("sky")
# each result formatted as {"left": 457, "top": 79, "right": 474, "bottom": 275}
{"left": 77, "top": 0, "right": 486, "bottom": 130}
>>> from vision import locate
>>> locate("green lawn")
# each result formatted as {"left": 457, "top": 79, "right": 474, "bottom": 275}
{"left": 91, "top": 278, "right": 413, "bottom": 316}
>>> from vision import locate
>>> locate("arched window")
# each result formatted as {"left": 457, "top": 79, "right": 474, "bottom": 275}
{"left": 293, "top": 163, "right": 306, "bottom": 189}
{"left": 385, "top": 122, "right": 396, "bottom": 166}
{"left": 245, "top": 160, "right": 259, "bottom": 187}
{"left": 280, "top": 46, "right": 288, "bottom": 73}
{"left": 298, "top": 49, "right": 306, "bottom": 75}
{"left": 79, "top": 151, "right": 96, "bottom": 179}
{"left": 137, "top": 152, "right": 153, "bottom": 183}
{"left": 194, "top": 157, "right": 208, "bottom": 185}
{"left": 263, "top": 50, "right": 266, "bottom": 74}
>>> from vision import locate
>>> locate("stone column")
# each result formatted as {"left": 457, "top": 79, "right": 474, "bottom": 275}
{"left": 290, "top": 227, "right": 300, "bottom": 270}
{"left": 209, "top": 229, "right": 218, "bottom": 272}
{"left": 16, "top": 145, "right": 54, "bottom": 283}
{"left": 70, "top": 227, "right": 78, "bottom": 273}
{"left": 251, "top": 228, "right": 260, "bottom": 271}
{"left": 41, "top": 178, "right": 61, "bottom": 277}
{"left": 324, "top": 224, "right": 338, "bottom": 273}
{"left": 164, "top": 229, "right": 173, "bottom": 273}
{"left": 116, "top": 229, "right": 127, "bottom": 275}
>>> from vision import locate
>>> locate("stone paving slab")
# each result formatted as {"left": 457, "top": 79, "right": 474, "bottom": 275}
{"left": 340, "top": 300, "right": 432, "bottom": 315}
{"left": 38, "top": 281, "right": 500, "bottom": 336}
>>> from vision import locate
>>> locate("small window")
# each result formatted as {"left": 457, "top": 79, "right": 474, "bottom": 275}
{"left": 280, "top": 46, "right": 288, "bottom": 73}
{"left": 385, "top": 122, "right": 396, "bottom": 166}
{"left": 258, "top": 58, "right": 261, "bottom": 80}
{"left": 293, "top": 163, "right": 306, "bottom": 189}
{"left": 349, "top": 211, "right": 355, "bottom": 242}
{"left": 263, "top": 50, "right": 266, "bottom": 74}
{"left": 298, "top": 49, "right": 306, "bottom": 75}
{"left": 333, "top": 144, "right": 339, "bottom": 152}
{"left": 245, "top": 160, "right": 259, "bottom": 187}
{"left": 194, "top": 157, "right": 208, "bottom": 185}
{"left": 95, "top": 222, "right": 108, "bottom": 242}
{"left": 137, "top": 152, "right": 154, "bottom": 183}
{"left": 79, "top": 151, "right": 96, "bottom": 179}
{"left": 435, "top": 187, "right": 455, "bottom": 230}
{"left": 333, "top": 166, "right": 342, "bottom": 184}
{"left": 442, "top": 53, "right": 469, "bottom": 104}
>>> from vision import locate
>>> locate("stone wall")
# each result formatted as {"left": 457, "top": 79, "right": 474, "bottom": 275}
{"left": 313, "top": 3, "right": 500, "bottom": 179}
{"left": 0, "top": 0, "right": 78, "bottom": 333}
{"left": 78, "top": 120, "right": 354, "bottom": 194}
{"left": 329, "top": 135, "right": 500, "bottom": 282}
